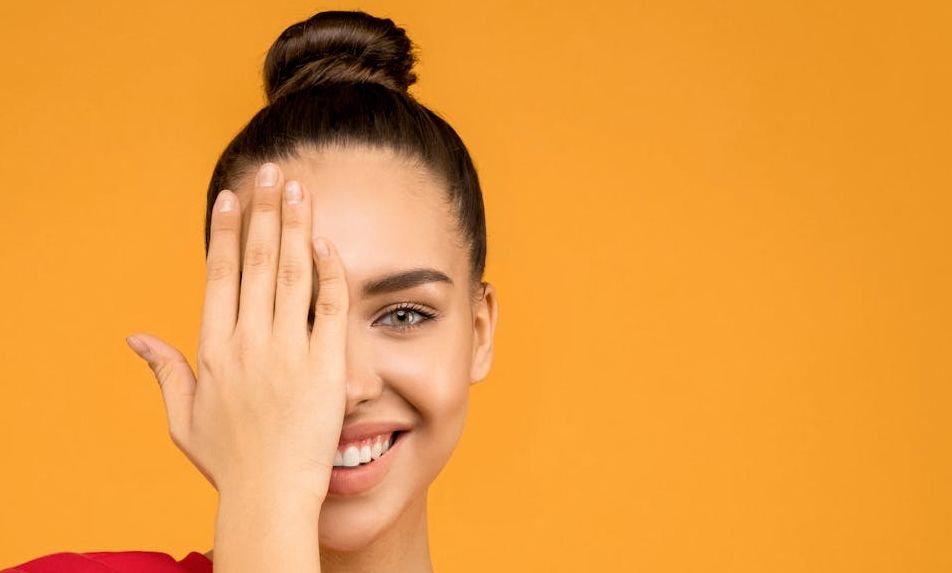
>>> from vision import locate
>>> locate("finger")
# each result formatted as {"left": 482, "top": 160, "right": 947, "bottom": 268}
{"left": 308, "top": 237, "right": 349, "bottom": 381}
{"left": 273, "top": 179, "right": 313, "bottom": 341}
{"left": 199, "top": 189, "right": 241, "bottom": 346}
{"left": 236, "top": 163, "right": 285, "bottom": 338}
{"left": 125, "top": 333, "right": 195, "bottom": 445}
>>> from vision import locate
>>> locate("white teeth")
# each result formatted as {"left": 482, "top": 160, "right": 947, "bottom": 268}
{"left": 342, "top": 445, "right": 360, "bottom": 467}
{"left": 332, "top": 431, "right": 400, "bottom": 467}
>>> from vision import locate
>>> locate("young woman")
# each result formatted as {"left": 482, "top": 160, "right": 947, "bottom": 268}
{"left": 4, "top": 9, "right": 498, "bottom": 573}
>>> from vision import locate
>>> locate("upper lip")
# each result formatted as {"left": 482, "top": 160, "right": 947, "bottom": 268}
{"left": 338, "top": 421, "right": 412, "bottom": 446}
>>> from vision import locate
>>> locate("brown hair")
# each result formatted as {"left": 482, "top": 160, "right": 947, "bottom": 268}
{"left": 203, "top": 10, "right": 487, "bottom": 294}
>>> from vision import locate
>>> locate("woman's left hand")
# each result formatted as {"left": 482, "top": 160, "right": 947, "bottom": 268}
{"left": 123, "top": 162, "right": 350, "bottom": 503}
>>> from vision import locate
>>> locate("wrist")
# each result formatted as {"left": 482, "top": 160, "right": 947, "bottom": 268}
{"left": 217, "top": 476, "right": 328, "bottom": 511}
{"left": 213, "top": 481, "right": 323, "bottom": 572}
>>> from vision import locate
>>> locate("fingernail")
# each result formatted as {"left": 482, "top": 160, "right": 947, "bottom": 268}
{"left": 284, "top": 180, "right": 302, "bottom": 205}
{"left": 314, "top": 237, "right": 330, "bottom": 259}
{"left": 218, "top": 191, "right": 234, "bottom": 213}
{"left": 257, "top": 163, "right": 278, "bottom": 187}
{"left": 125, "top": 335, "right": 151, "bottom": 359}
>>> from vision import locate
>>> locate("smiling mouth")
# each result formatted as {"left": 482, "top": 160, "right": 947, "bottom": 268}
{"left": 334, "top": 430, "right": 406, "bottom": 471}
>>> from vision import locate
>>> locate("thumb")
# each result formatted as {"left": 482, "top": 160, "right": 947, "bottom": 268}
{"left": 125, "top": 333, "right": 195, "bottom": 443}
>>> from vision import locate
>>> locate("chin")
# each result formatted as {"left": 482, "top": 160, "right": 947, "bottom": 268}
{"left": 318, "top": 499, "right": 395, "bottom": 551}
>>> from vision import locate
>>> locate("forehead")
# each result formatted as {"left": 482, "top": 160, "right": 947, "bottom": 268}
{"left": 233, "top": 144, "right": 466, "bottom": 289}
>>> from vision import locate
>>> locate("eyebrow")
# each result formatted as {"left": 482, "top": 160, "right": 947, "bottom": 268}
{"left": 360, "top": 268, "right": 454, "bottom": 297}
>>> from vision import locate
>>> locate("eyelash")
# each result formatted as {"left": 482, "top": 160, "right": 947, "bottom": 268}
{"left": 374, "top": 302, "right": 439, "bottom": 332}
{"left": 306, "top": 302, "right": 438, "bottom": 332}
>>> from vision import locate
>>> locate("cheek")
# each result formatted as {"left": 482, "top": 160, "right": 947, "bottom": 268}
{"left": 376, "top": 326, "right": 472, "bottom": 425}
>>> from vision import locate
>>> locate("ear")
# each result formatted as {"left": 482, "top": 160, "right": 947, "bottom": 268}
{"left": 470, "top": 282, "right": 499, "bottom": 385}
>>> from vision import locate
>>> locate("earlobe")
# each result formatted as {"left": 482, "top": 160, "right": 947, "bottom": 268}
{"left": 470, "top": 282, "right": 499, "bottom": 385}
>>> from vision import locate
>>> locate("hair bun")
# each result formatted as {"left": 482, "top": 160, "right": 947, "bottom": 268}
{"left": 263, "top": 10, "right": 418, "bottom": 103}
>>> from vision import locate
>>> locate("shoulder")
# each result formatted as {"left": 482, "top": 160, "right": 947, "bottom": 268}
{"left": 2, "top": 550, "right": 211, "bottom": 573}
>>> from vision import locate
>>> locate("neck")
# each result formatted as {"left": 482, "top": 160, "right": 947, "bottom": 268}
{"left": 322, "top": 492, "right": 433, "bottom": 573}
{"left": 203, "top": 492, "right": 433, "bottom": 573}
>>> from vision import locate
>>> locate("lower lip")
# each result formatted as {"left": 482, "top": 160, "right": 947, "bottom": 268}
{"left": 327, "top": 431, "right": 407, "bottom": 496}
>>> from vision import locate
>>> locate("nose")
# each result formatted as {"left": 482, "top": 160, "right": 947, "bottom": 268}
{"left": 343, "top": 324, "right": 384, "bottom": 415}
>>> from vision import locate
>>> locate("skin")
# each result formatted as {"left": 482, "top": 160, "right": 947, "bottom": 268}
{"left": 128, "top": 144, "right": 498, "bottom": 572}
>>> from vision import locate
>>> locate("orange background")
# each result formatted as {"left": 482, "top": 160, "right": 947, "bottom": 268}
{"left": 1, "top": 1, "right": 950, "bottom": 571}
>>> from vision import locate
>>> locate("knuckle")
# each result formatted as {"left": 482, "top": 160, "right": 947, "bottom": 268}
{"left": 317, "top": 267, "right": 343, "bottom": 286}
{"left": 211, "top": 220, "right": 239, "bottom": 236}
{"left": 152, "top": 361, "right": 174, "bottom": 386}
{"left": 205, "top": 256, "right": 236, "bottom": 282}
{"left": 281, "top": 211, "right": 306, "bottom": 230}
{"left": 243, "top": 241, "right": 275, "bottom": 270}
{"left": 315, "top": 298, "right": 344, "bottom": 316}
{"left": 314, "top": 273, "right": 349, "bottom": 316}
{"left": 251, "top": 196, "right": 280, "bottom": 214}
{"left": 276, "top": 261, "right": 306, "bottom": 288}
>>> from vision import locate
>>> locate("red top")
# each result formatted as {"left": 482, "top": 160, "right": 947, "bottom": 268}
{"left": 1, "top": 551, "right": 212, "bottom": 572}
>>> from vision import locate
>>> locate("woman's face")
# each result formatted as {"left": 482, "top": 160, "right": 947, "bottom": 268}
{"left": 231, "top": 144, "right": 498, "bottom": 551}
